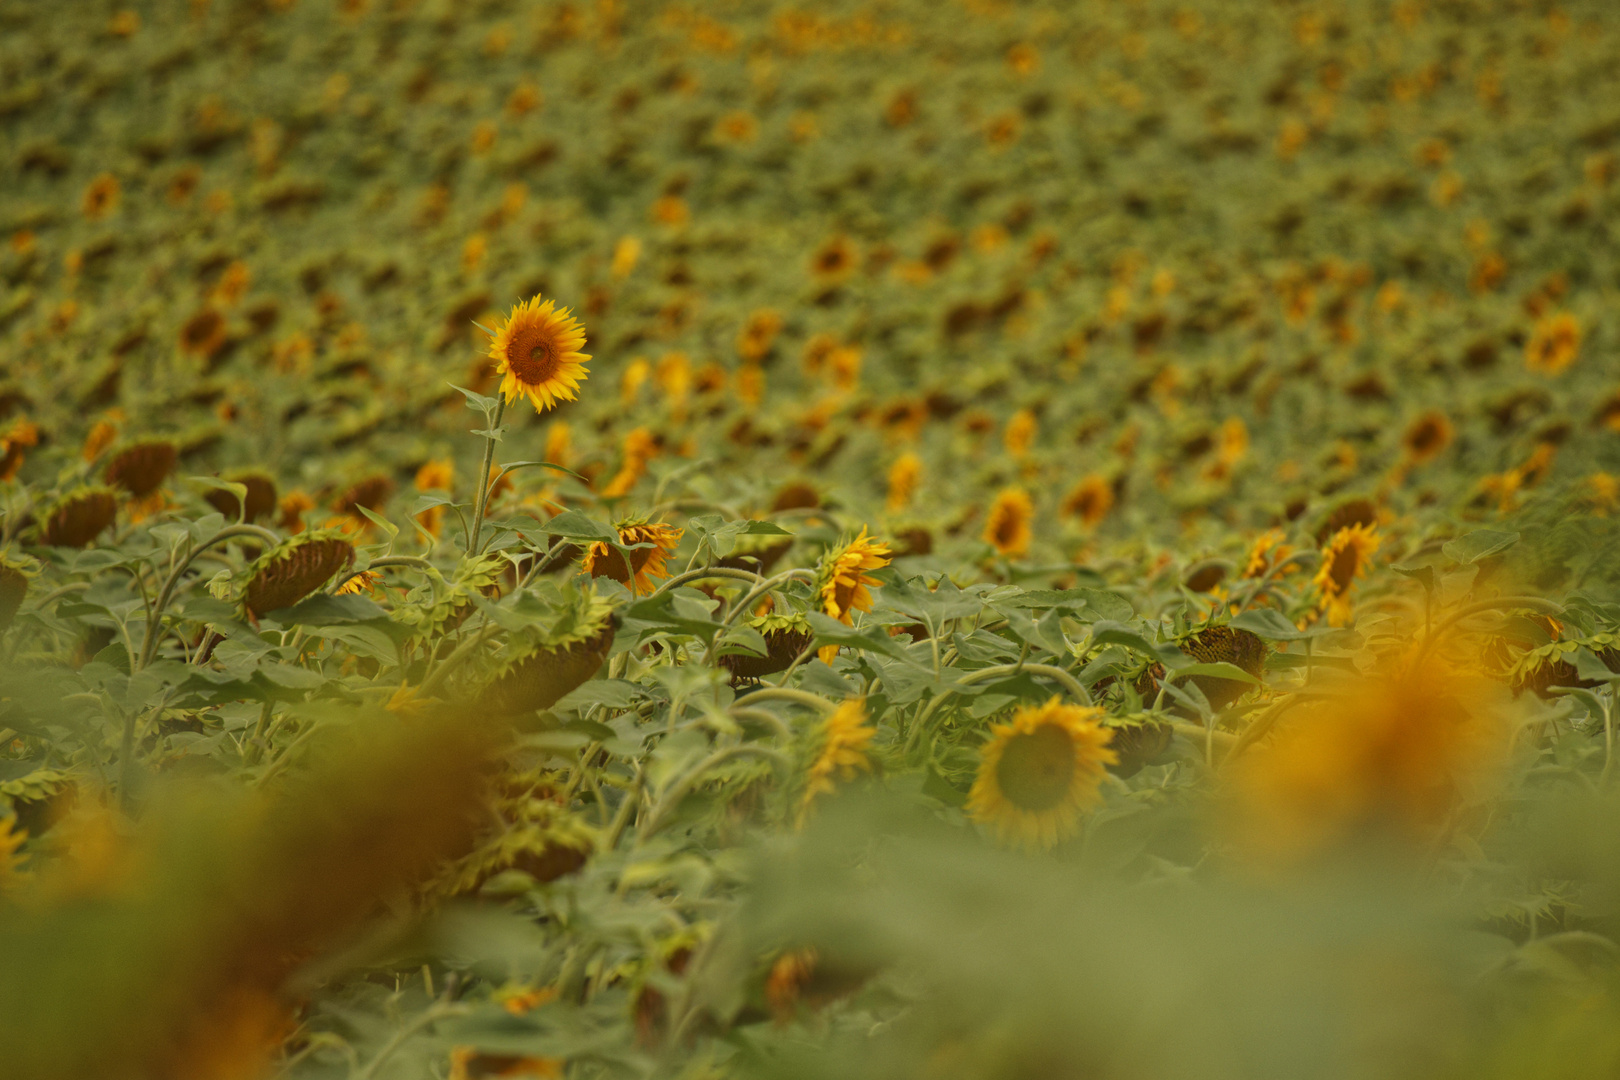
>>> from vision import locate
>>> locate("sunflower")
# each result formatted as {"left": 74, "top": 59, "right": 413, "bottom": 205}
{"left": 886, "top": 452, "right": 921, "bottom": 513}
{"left": 967, "top": 698, "right": 1116, "bottom": 851}
{"left": 1401, "top": 410, "right": 1453, "bottom": 464}
{"left": 798, "top": 699, "right": 876, "bottom": 820}
{"left": 179, "top": 308, "right": 228, "bottom": 359}
{"left": 487, "top": 294, "right": 591, "bottom": 414}
{"left": 1242, "top": 529, "right": 1293, "bottom": 579}
{"left": 983, "top": 487, "right": 1034, "bottom": 557}
{"left": 82, "top": 173, "right": 121, "bottom": 220}
{"left": 1004, "top": 409, "right": 1037, "bottom": 458}
{"left": 1314, "top": 523, "right": 1380, "bottom": 627}
{"left": 809, "top": 235, "right": 857, "bottom": 280}
{"left": 1062, "top": 474, "right": 1113, "bottom": 528}
{"left": 0, "top": 420, "right": 40, "bottom": 482}
{"left": 816, "top": 527, "right": 891, "bottom": 661}
{"left": 1525, "top": 312, "right": 1580, "bottom": 374}
{"left": 582, "top": 520, "right": 682, "bottom": 595}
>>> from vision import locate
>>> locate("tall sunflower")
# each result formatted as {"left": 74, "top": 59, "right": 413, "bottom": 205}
{"left": 1315, "top": 523, "right": 1380, "bottom": 627}
{"left": 967, "top": 698, "right": 1116, "bottom": 851}
{"left": 798, "top": 699, "right": 876, "bottom": 821}
{"left": 983, "top": 487, "right": 1034, "bottom": 557}
{"left": 816, "top": 527, "right": 891, "bottom": 662}
{"left": 582, "top": 520, "right": 682, "bottom": 595}
{"left": 487, "top": 294, "right": 590, "bottom": 414}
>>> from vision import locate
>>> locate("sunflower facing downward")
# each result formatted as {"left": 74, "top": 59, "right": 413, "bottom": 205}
{"left": 487, "top": 294, "right": 590, "bottom": 414}
{"left": 968, "top": 698, "right": 1116, "bottom": 851}
{"left": 1314, "top": 523, "right": 1380, "bottom": 627}
{"left": 582, "top": 519, "right": 682, "bottom": 595}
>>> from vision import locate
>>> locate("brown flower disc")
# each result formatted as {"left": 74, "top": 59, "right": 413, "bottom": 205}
{"left": 103, "top": 440, "right": 178, "bottom": 498}
{"left": 1314, "top": 497, "right": 1378, "bottom": 544}
{"left": 245, "top": 538, "right": 355, "bottom": 618}
{"left": 335, "top": 474, "right": 394, "bottom": 519}
{"left": 477, "top": 616, "right": 618, "bottom": 717}
{"left": 720, "top": 626, "right": 814, "bottom": 683}
{"left": 1178, "top": 626, "right": 1267, "bottom": 713}
{"left": 43, "top": 489, "right": 118, "bottom": 547}
{"left": 1106, "top": 721, "right": 1173, "bottom": 778}
{"left": 0, "top": 564, "right": 26, "bottom": 628}
{"left": 179, "top": 308, "right": 228, "bottom": 358}
{"left": 205, "top": 471, "right": 279, "bottom": 522}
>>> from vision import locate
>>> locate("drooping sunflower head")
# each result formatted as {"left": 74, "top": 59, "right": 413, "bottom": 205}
{"left": 967, "top": 698, "right": 1117, "bottom": 851}
{"left": 1062, "top": 474, "right": 1115, "bottom": 528}
{"left": 983, "top": 487, "right": 1034, "bottom": 557}
{"left": 102, "top": 439, "right": 179, "bottom": 500}
{"left": 475, "top": 591, "right": 619, "bottom": 717}
{"left": 582, "top": 520, "right": 683, "bottom": 595}
{"left": 488, "top": 294, "right": 590, "bottom": 414}
{"left": 1314, "top": 523, "right": 1381, "bottom": 627}
{"left": 40, "top": 487, "right": 120, "bottom": 548}
{"left": 241, "top": 531, "right": 356, "bottom": 619}
{"left": 1401, "top": 410, "right": 1453, "bottom": 464}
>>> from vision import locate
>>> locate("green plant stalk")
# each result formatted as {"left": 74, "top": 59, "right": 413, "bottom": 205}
{"left": 469, "top": 395, "right": 507, "bottom": 556}
{"left": 137, "top": 523, "right": 280, "bottom": 670}
{"left": 903, "top": 662, "right": 1094, "bottom": 756}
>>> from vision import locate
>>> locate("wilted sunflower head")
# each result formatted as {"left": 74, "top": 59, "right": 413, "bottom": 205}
{"left": 582, "top": 520, "right": 683, "bottom": 596}
{"left": 983, "top": 487, "right": 1034, "bottom": 557}
{"left": 103, "top": 440, "right": 179, "bottom": 500}
{"left": 41, "top": 487, "right": 120, "bottom": 548}
{"left": 488, "top": 294, "right": 591, "bottom": 414}
{"left": 241, "top": 531, "right": 355, "bottom": 619}
{"left": 1402, "top": 410, "right": 1454, "bottom": 464}
{"left": 967, "top": 698, "right": 1117, "bottom": 851}
{"left": 1314, "top": 523, "right": 1381, "bottom": 627}
{"left": 475, "top": 591, "right": 618, "bottom": 717}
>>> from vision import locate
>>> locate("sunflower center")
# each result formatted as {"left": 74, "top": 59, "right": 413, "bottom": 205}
{"left": 995, "top": 723, "right": 1077, "bottom": 812}
{"left": 508, "top": 329, "right": 562, "bottom": 385}
{"left": 1328, "top": 544, "right": 1360, "bottom": 593}
{"left": 994, "top": 512, "right": 1021, "bottom": 546}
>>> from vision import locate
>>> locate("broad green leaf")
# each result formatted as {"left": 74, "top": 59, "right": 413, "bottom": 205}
{"left": 1441, "top": 529, "right": 1520, "bottom": 565}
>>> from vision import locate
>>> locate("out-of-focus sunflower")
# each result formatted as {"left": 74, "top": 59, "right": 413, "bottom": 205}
{"left": 582, "top": 520, "right": 682, "bottom": 595}
{"left": 0, "top": 420, "right": 40, "bottom": 482}
{"left": 816, "top": 527, "right": 891, "bottom": 661}
{"left": 1315, "top": 523, "right": 1380, "bottom": 626}
{"left": 1525, "top": 311, "right": 1580, "bottom": 374}
{"left": 983, "top": 487, "right": 1034, "bottom": 557}
{"left": 1242, "top": 529, "right": 1293, "bottom": 579}
{"left": 1401, "top": 410, "right": 1453, "bottom": 464}
{"left": 1004, "top": 409, "right": 1037, "bottom": 458}
{"left": 82, "top": 173, "right": 121, "bottom": 220}
{"left": 809, "top": 235, "right": 857, "bottom": 281}
{"left": 178, "top": 309, "right": 228, "bottom": 360}
{"left": 886, "top": 452, "right": 921, "bottom": 514}
{"left": 798, "top": 699, "right": 875, "bottom": 821}
{"left": 487, "top": 294, "right": 590, "bottom": 414}
{"left": 1062, "top": 475, "right": 1113, "bottom": 528}
{"left": 967, "top": 698, "right": 1116, "bottom": 851}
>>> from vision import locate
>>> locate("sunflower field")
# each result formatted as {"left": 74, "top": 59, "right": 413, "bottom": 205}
{"left": 5, "top": 0, "right": 1620, "bottom": 1076}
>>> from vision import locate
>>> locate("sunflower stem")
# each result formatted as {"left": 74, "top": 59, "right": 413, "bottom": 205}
{"left": 136, "top": 523, "right": 281, "bottom": 671}
{"left": 469, "top": 396, "right": 507, "bottom": 557}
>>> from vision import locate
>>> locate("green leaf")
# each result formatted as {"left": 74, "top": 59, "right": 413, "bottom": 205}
{"left": 1573, "top": 647, "right": 1620, "bottom": 683}
{"left": 625, "top": 588, "right": 723, "bottom": 642}
{"left": 1229, "top": 608, "right": 1333, "bottom": 642}
{"left": 1088, "top": 621, "right": 1185, "bottom": 667}
{"left": 540, "top": 510, "right": 620, "bottom": 544}
{"left": 271, "top": 593, "right": 390, "bottom": 626}
{"left": 1441, "top": 529, "right": 1520, "bottom": 566}
{"left": 1393, "top": 564, "right": 1438, "bottom": 592}
{"left": 805, "top": 611, "right": 923, "bottom": 666}
{"left": 1174, "top": 661, "right": 1261, "bottom": 686}
{"left": 496, "top": 459, "right": 589, "bottom": 484}
{"left": 447, "top": 382, "right": 498, "bottom": 413}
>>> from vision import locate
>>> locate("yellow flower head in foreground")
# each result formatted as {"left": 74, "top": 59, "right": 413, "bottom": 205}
{"left": 488, "top": 294, "right": 590, "bottom": 414}
{"left": 799, "top": 699, "right": 876, "bottom": 820}
{"left": 984, "top": 487, "right": 1034, "bottom": 557}
{"left": 816, "top": 527, "right": 891, "bottom": 662}
{"left": 886, "top": 452, "right": 921, "bottom": 513}
{"left": 1315, "top": 523, "right": 1380, "bottom": 626}
{"left": 967, "top": 698, "right": 1117, "bottom": 851}
{"left": 1228, "top": 652, "right": 1508, "bottom": 864}
{"left": 583, "top": 519, "right": 682, "bottom": 595}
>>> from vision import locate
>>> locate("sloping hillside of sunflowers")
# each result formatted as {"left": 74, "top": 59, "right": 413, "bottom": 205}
{"left": 5, "top": 0, "right": 1620, "bottom": 1077}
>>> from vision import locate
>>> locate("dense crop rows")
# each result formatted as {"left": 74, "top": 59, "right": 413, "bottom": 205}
{"left": 4, "top": 1, "right": 1620, "bottom": 1078}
